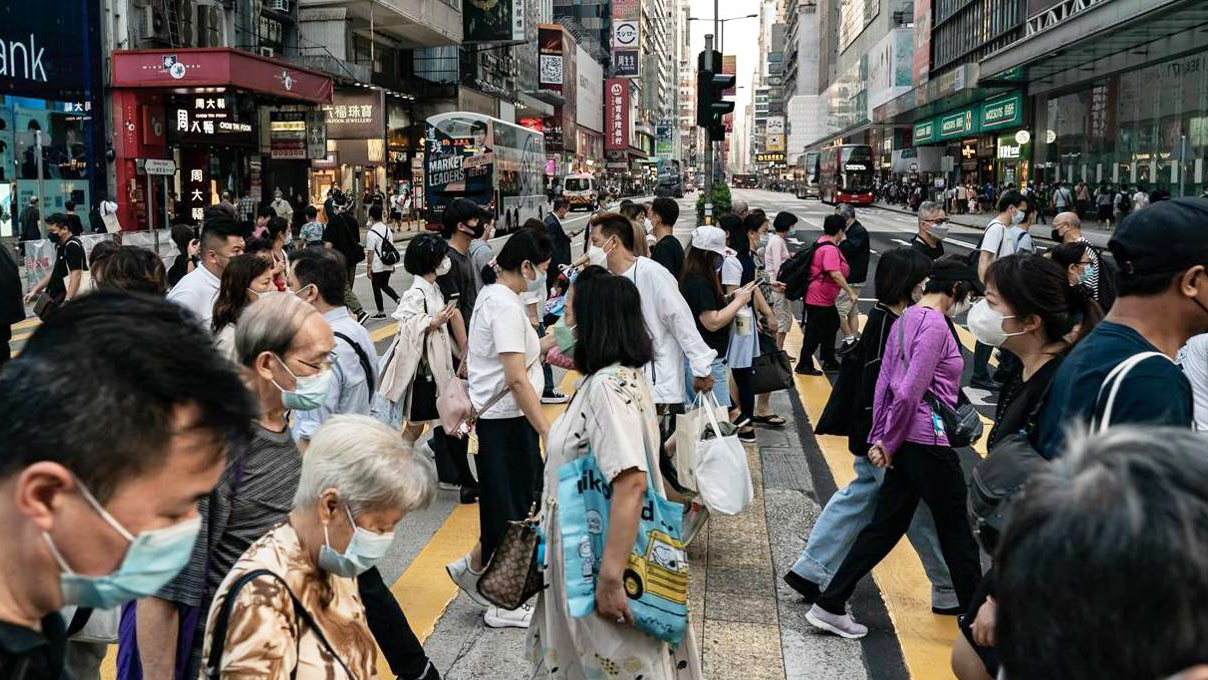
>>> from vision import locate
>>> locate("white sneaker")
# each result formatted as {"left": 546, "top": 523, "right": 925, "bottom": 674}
{"left": 484, "top": 603, "right": 533, "bottom": 629}
{"left": 445, "top": 555, "right": 490, "bottom": 608}
{"left": 805, "top": 604, "right": 868, "bottom": 639}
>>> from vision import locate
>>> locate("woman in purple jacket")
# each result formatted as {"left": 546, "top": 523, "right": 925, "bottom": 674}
{"left": 805, "top": 255, "right": 985, "bottom": 639}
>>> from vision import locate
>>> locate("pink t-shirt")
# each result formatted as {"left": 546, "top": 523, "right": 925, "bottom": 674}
{"left": 804, "top": 236, "right": 849, "bottom": 307}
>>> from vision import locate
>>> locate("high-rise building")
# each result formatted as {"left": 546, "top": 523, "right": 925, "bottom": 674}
{"left": 552, "top": 0, "right": 611, "bottom": 69}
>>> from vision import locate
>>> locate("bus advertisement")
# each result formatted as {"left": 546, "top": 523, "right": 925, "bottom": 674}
{"left": 818, "top": 144, "right": 875, "bottom": 205}
{"left": 425, "top": 112, "right": 546, "bottom": 233}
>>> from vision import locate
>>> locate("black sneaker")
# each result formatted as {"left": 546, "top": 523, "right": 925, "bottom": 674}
{"left": 932, "top": 605, "right": 964, "bottom": 616}
{"left": 459, "top": 485, "right": 480, "bottom": 505}
{"left": 356, "top": 310, "right": 370, "bottom": 324}
{"left": 795, "top": 360, "right": 821, "bottom": 376}
{"left": 737, "top": 428, "right": 757, "bottom": 443}
{"left": 369, "top": 311, "right": 387, "bottom": 320}
{"left": 783, "top": 571, "right": 821, "bottom": 602}
{"left": 821, "top": 360, "right": 842, "bottom": 373}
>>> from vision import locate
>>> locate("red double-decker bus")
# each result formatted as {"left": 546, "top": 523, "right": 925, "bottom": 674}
{"left": 818, "top": 144, "right": 875, "bottom": 205}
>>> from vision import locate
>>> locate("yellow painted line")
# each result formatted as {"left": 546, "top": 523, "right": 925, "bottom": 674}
{"left": 370, "top": 321, "right": 399, "bottom": 344}
{"left": 789, "top": 320, "right": 979, "bottom": 680}
{"left": 12, "top": 317, "right": 40, "bottom": 331}
{"left": 952, "top": 322, "right": 999, "bottom": 369}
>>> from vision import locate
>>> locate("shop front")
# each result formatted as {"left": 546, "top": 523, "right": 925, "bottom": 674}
{"left": 1, "top": 0, "right": 106, "bottom": 238}
{"left": 313, "top": 88, "right": 390, "bottom": 216}
{"left": 111, "top": 48, "right": 333, "bottom": 230}
{"left": 910, "top": 91, "right": 1027, "bottom": 190}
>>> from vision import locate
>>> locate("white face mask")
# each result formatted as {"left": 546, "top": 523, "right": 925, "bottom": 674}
{"left": 967, "top": 298, "right": 1026, "bottom": 347}
{"left": 643, "top": 217, "right": 654, "bottom": 234}
{"left": 435, "top": 257, "right": 452, "bottom": 276}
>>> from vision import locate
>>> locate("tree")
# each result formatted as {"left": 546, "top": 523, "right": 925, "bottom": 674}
{"left": 696, "top": 182, "right": 732, "bottom": 224}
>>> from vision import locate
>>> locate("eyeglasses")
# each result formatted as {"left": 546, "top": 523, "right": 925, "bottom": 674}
{"left": 927, "top": 218, "right": 949, "bottom": 226}
{"left": 1078, "top": 260, "right": 1093, "bottom": 267}
{"left": 295, "top": 351, "right": 338, "bottom": 373}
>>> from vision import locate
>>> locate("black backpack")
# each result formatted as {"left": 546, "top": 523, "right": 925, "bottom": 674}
{"left": 780, "top": 240, "right": 839, "bottom": 301}
{"left": 371, "top": 226, "right": 401, "bottom": 266}
{"left": 1116, "top": 191, "right": 1132, "bottom": 214}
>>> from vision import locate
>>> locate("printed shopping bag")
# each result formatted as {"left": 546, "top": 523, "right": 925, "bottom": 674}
{"left": 558, "top": 441, "right": 688, "bottom": 644}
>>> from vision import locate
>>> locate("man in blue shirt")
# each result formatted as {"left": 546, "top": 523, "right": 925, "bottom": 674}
{"left": 1037, "top": 199, "right": 1208, "bottom": 458}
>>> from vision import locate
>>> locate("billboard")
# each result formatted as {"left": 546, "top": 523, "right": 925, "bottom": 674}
{"left": 912, "top": 0, "right": 931, "bottom": 87}
{"left": 722, "top": 55, "right": 737, "bottom": 96}
{"left": 766, "top": 116, "right": 785, "bottom": 152}
{"left": 611, "top": 0, "right": 640, "bottom": 77}
{"left": 322, "top": 89, "right": 384, "bottom": 140}
{"left": 539, "top": 26, "right": 564, "bottom": 92}
{"left": 605, "top": 78, "right": 630, "bottom": 151}
{"left": 464, "top": 0, "right": 521, "bottom": 43}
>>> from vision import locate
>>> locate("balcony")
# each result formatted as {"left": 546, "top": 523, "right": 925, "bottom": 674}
{"left": 288, "top": 53, "right": 372, "bottom": 83}
{"left": 299, "top": 0, "right": 460, "bottom": 48}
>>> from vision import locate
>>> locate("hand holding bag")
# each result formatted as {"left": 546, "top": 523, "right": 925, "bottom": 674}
{"left": 437, "top": 354, "right": 541, "bottom": 439}
{"left": 673, "top": 393, "right": 729, "bottom": 493}
{"left": 692, "top": 393, "right": 754, "bottom": 515}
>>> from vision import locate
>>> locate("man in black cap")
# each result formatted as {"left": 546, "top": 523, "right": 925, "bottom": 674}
{"left": 1036, "top": 198, "right": 1208, "bottom": 459}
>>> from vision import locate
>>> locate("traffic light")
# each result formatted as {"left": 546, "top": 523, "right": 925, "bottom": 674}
{"left": 696, "top": 50, "right": 735, "bottom": 143}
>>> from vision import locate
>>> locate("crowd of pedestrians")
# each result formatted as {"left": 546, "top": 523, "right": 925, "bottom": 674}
{"left": 3, "top": 183, "right": 1208, "bottom": 680}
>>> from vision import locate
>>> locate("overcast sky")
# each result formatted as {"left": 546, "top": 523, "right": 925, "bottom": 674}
{"left": 688, "top": 0, "right": 764, "bottom": 164}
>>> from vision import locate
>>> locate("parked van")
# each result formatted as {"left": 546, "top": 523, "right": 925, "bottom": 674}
{"left": 562, "top": 173, "right": 600, "bottom": 211}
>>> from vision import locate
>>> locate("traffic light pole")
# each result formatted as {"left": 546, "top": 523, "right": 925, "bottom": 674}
{"left": 704, "top": 34, "right": 714, "bottom": 202}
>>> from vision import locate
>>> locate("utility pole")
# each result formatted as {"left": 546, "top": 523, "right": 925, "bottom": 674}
{"left": 704, "top": 34, "right": 714, "bottom": 202}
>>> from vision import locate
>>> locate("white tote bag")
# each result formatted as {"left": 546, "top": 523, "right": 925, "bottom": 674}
{"left": 693, "top": 394, "right": 754, "bottom": 516}
{"left": 674, "top": 393, "right": 730, "bottom": 493}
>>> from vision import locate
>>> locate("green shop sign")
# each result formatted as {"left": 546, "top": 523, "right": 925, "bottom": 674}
{"left": 937, "top": 108, "right": 978, "bottom": 140}
{"left": 982, "top": 91, "right": 1024, "bottom": 131}
{"left": 914, "top": 120, "right": 936, "bottom": 144}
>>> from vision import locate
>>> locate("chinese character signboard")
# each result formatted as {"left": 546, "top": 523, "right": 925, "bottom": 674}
{"left": 980, "top": 91, "right": 1023, "bottom": 131}
{"left": 605, "top": 79, "right": 630, "bottom": 152}
{"left": 611, "top": 0, "right": 639, "bottom": 77}
{"left": 323, "top": 89, "right": 384, "bottom": 140}
{"left": 269, "top": 111, "right": 307, "bottom": 159}
{"left": 722, "top": 55, "right": 737, "bottom": 96}
{"left": 167, "top": 96, "right": 255, "bottom": 146}
{"left": 464, "top": 0, "right": 517, "bottom": 43}
{"left": 306, "top": 110, "right": 327, "bottom": 159}
{"left": 539, "top": 26, "right": 564, "bottom": 92}
{"left": 914, "top": 119, "right": 935, "bottom": 144}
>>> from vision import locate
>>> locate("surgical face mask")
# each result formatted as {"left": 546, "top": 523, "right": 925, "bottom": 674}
{"left": 586, "top": 243, "right": 608, "bottom": 267}
{"left": 928, "top": 221, "right": 949, "bottom": 240}
{"left": 272, "top": 355, "right": 333, "bottom": 411}
{"left": 643, "top": 217, "right": 654, "bottom": 234}
{"left": 967, "top": 298, "right": 1025, "bottom": 347}
{"left": 947, "top": 297, "right": 972, "bottom": 319}
{"left": 44, "top": 480, "right": 202, "bottom": 609}
{"left": 1011, "top": 209, "right": 1027, "bottom": 225}
{"left": 435, "top": 257, "right": 452, "bottom": 276}
{"left": 1050, "top": 228, "right": 1062, "bottom": 242}
{"left": 524, "top": 261, "right": 547, "bottom": 294}
{"left": 757, "top": 233, "right": 769, "bottom": 249}
{"left": 552, "top": 316, "right": 577, "bottom": 353}
{"left": 318, "top": 505, "right": 395, "bottom": 578}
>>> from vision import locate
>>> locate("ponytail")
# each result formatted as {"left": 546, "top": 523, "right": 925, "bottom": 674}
{"left": 483, "top": 226, "right": 553, "bottom": 286}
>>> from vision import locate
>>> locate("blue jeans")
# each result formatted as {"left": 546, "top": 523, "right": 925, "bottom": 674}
{"left": 790, "top": 455, "right": 958, "bottom": 609}
{"left": 684, "top": 357, "right": 732, "bottom": 407}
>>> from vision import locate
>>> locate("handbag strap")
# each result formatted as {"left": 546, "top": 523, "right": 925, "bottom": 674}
{"left": 1091, "top": 351, "right": 1170, "bottom": 432}
{"left": 476, "top": 352, "right": 543, "bottom": 417}
{"left": 205, "top": 569, "right": 356, "bottom": 680}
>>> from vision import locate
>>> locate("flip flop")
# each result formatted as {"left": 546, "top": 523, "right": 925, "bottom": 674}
{"left": 752, "top": 413, "right": 786, "bottom": 427}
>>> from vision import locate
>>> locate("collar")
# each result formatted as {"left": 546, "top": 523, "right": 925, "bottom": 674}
{"left": 199, "top": 264, "right": 222, "bottom": 288}
{"left": 819, "top": 234, "right": 838, "bottom": 244}
{"left": 323, "top": 307, "right": 352, "bottom": 324}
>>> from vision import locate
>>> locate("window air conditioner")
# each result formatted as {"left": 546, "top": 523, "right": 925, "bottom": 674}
{"left": 269, "top": 0, "right": 290, "bottom": 12}
{"left": 259, "top": 46, "right": 276, "bottom": 58}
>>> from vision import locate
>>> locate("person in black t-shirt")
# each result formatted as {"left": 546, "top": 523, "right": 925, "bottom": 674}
{"left": 63, "top": 201, "right": 84, "bottom": 236}
{"left": 24, "top": 214, "right": 87, "bottom": 316}
{"left": 649, "top": 197, "right": 684, "bottom": 279}
{"left": 911, "top": 201, "right": 947, "bottom": 261}
{"left": 680, "top": 227, "right": 754, "bottom": 406}
{"left": 322, "top": 202, "right": 366, "bottom": 318}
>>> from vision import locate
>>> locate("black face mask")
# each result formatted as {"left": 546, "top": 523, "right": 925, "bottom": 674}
{"left": 464, "top": 221, "right": 485, "bottom": 239}
{"left": 1051, "top": 228, "right": 1062, "bottom": 242}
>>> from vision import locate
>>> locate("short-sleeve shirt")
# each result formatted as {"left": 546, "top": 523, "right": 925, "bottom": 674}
{"left": 910, "top": 234, "right": 944, "bottom": 260}
{"left": 46, "top": 236, "right": 87, "bottom": 300}
{"left": 680, "top": 274, "right": 729, "bottom": 356}
{"left": 467, "top": 283, "right": 544, "bottom": 419}
{"left": 650, "top": 235, "right": 685, "bottom": 280}
{"left": 0, "top": 614, "right": 67, "bottom": 680}
{"left": 1005, "top": 226, "right": 1035, "bottom": 254}
{"left": 1036, "top": 321, "right": 1194, "bottom": 458}
{"left": 804, "top": 236, "right": 848, "bottom": 307}
{"left": 1177, "top": 333, "right": 1208, "bottom": 433}
{"left": 720, "top": 255, "right": 743, "bottom": 287}
{"left": 364, "top": 222, "right": 394, "bottom": 273}
{"left": 979, "top": 219, "right": 1013, "bottom": 259}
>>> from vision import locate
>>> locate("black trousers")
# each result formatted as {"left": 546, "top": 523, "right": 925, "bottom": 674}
{"left": 358, "top": 566, "right": 433, "bottom": 680}
{"left": 800, "top": 303, "right": 840, "bottom": 368}
{"left": 972, "top": 341, "right": 994, "bottom": 382}
{"left": 430, "top": 425, "right": 476, "bottom": 488}
{"left": 370, "top": 270, "right": 400, "bottom": 312}
{"left": 815, "top": 442, "right": 982, "bottom": 614}
{"left": 0, "top": 322, "right": 10, "bottom": 371}
{"left": 476, "top": 417, "right": 543, "bottom": 562}
{"left": 731, "top": 365, "right": 754, "bottom": 422}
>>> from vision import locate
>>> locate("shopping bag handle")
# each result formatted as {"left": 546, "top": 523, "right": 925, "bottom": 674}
{"left": 701, "top": 391, "right": 727, "bottom": 441}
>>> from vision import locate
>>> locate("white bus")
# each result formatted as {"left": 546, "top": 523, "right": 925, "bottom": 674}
{"left": 424, "top": 112, "right": 547, "bottom": 233}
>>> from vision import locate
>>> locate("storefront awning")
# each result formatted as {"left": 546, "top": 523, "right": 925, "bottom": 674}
{"left": 111, "top": 48, "right": 334, "bottom": 104}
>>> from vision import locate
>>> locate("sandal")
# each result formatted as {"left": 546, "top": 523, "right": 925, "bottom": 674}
{"left": 752, "top": 413, "right": 787, "bottom": 427}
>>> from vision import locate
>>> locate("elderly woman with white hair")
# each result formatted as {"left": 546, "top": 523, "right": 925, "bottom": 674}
{"left": 201, "top": 415, "right": 436, "bottom": 679}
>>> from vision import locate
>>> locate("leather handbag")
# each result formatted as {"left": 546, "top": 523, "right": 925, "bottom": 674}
{"left": 476, "top": 504, "right": 545, "bottom": 610}
{"left": 408, "top": 354, "right": 439, "bottom": 423}
{"left": 436, "top": 354, "right": 541, "bottom": 439}
{"left": 33, "top": 290, "right": 62, "bottom": 321}
{"left": 749, "top": 349, "right": 794, "bottom": 395}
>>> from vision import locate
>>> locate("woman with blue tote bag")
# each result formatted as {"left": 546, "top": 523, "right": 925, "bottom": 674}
{"left": 529, "top": 274, "right": 702, "bottom": 680}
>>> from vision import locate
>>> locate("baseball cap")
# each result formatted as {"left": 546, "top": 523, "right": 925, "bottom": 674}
{"left": 690, "top": 226, "right": 735, "bottom": 257}
{"left": 773, "top": 211, "right": 798, "bottom": 231}
{"left": 1109, "top": 198, "right": 1208, "bottom": 277}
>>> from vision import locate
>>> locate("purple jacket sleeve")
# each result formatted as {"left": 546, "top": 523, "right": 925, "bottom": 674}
{"left": 874, "top": 311, "right": 948, "bottom": 456}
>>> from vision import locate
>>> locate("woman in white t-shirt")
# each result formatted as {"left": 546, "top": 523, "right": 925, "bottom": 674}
{"left": 364, "top": 204, "right": 400, "bottom": 319}
{"left": 446, "top": 227, "right": 556, "bottom": 630}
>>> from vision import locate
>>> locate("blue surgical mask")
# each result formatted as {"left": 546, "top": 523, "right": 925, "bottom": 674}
{"left": 1011, "top": 209, "right": 1026, "bottom": 225}
{"left": 318, "top": 505, "right": 396, "bottom": 577}
{"left": 272, "top": 355, "right": 333, "bottom": 411}
{"left": 44, "top": 479, "right": 202, "bottom": 609}
{"left": 525, "top": 261, "right": 547, "bottom": 294}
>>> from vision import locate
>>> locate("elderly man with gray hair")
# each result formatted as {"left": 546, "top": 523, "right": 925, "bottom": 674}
{"left": 911, "top": 200, "right": 949, "bottom": 261}
{"left": 731, "top": 198, "right": 749, "bottom": 218}
{"left": 201, "top": 415, "right": 436, "bottom": 679}
{"left": 128, "top": 294, "right": 335, "bottom": 680}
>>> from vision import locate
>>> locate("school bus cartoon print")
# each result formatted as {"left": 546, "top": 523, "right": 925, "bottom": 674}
{"left": 622, "top": 530, "right": 688, "bottom": 604}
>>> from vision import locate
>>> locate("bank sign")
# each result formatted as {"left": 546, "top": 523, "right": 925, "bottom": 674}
{"left": 0, "top": 0, "right": 99, "bottom": 101}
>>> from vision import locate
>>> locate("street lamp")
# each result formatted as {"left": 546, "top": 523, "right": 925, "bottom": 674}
{"left": 687, "top": 13, "right": 758, "bottom": 53}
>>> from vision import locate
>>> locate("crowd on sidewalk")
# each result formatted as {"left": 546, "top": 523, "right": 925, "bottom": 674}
{"left": 3, "top": 184, "right": 1208, "bottom": 680}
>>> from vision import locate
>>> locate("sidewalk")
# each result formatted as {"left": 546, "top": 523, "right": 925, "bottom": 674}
{"left": 871, "top": 201, "right": 1112, "bottom": 248}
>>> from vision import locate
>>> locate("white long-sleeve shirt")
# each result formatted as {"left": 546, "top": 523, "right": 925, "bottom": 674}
{"left": 621, "top": 257, "right": 718, "bottom": 404}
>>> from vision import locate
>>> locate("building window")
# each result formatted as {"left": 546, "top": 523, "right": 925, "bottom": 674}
{"left": 258, "top": 15, "right": 283, "bottom": 51}
{"left": 839, "top": 0, "right": 880, "bottom": 52}
{"left": 414, "top": 46, "right": 459, "bottom": 84}
{"left": 931, "top": 0, "right": 1023, "bottom": 74}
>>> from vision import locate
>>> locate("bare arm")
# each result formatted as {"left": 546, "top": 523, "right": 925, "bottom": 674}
{"left": 136, "top": 597, "right": 179, "bottom": 679}
{"left": 65, "top": 270, "right": 82, "bottom": 301}
{"left": 698, "top": 286, "right": 753, "bottom": 332}
{"left": 595, "top": 468, "right": 645, "bottom": 623}
{"left": 449, "top": 308, "right": 468, "bottom": 355}
{"left": 499, "top": 351, "right": 550, "bottom": 437}
{"left": 828, "top": 271, "right": 857, "bottom": 303}
{"left": 978, "top": 250, "right": 993, "bottom": 283}
{"left": 24, "top": 270, "right": 53, "bottom": 301}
